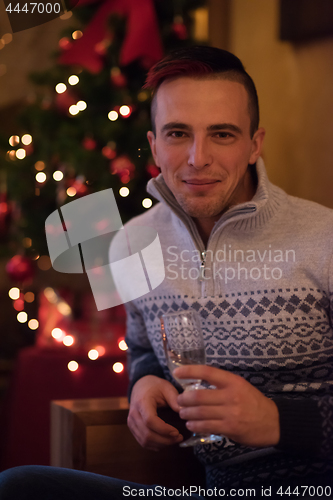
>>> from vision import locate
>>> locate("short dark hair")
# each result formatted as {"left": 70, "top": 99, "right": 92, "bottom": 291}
{"left": 144, "top": 46, "right": 259, "bottom": 138}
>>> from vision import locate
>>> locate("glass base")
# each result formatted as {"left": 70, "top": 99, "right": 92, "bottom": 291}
{"left": 179, "top": 433, "right": 223, "bottom": 447}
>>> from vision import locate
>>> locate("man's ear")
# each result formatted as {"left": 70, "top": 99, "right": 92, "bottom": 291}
{"left": 147, "top": 131, "right": 158, "bottom": 165}
{"left": 249, "top": 127, "right": 265, "bottom": 165}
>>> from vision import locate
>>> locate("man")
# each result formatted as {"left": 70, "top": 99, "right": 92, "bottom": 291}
{"left": 0, "top": 46, "right": 332, "bottom": 499}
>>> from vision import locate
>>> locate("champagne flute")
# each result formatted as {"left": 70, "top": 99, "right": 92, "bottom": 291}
{"left": 160, "top": 309, "right": 223, "bottom": 447}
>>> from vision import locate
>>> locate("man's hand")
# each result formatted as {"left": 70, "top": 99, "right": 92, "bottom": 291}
{"left": 175, "top": 365, "right": 280, "bottom": 448}
{"left": 127, "top": 375, "right": 184, "bottom": 451}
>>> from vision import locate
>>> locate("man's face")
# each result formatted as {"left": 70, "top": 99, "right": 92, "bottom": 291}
{"left": 147, "top": 77, "right": 265, "bottom": 223}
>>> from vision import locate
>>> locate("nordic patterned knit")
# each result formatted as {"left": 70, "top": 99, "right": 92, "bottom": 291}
{"left": 122, "top": 158, "right": 333, "bottom": 488}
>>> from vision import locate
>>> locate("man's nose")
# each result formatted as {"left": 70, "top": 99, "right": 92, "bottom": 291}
{"left": 187, "top": 137, "right": 212, "bottom": 169}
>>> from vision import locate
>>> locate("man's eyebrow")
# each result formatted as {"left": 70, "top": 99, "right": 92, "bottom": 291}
{"left": 160, "top": 122, "right": 243, "bottom": 134}
{"left": 207, "top": 123, "right": 242, "bottom": 134}
{"left": 160, "top": 122, "right": 190, "bottom": 133}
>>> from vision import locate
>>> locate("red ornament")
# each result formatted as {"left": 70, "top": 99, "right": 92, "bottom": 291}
{"left": 6, "top": 255, "right": 35, "bottom": 283}
{"left": 58, "top": 37, "right": 71, "bottom": 50}
{"left": 82, "top": 137, "right": 97, "bottom": 150}
{"left": 110, "top": 155, "right": 135, "bottom": 182}
{"left": 0, "top": 193, "right": 11, "bottom": 240}
{"left": 55, "top": 89, "right": 78, "bottom": 114}
{"left": 146, "top": 164, "right": 160, "bottom": 178}
{"left": 172, "top": 21, "right": 188, "bottom": 40}
{"left": 102, "top": 146, "right": 117, "bottom": 159}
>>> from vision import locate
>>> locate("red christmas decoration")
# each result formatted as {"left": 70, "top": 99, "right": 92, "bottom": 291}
{"left": 102, "top": 146, "right": 117, "bottom": 159}
{"left": 172, "top": 19, "right": 188, "bottom": 40}
{"left": 6, "top": 255, "right": 35, "bottom": 283}
{"left": 69, "top": 178, "right": 89, "bottom": 198}
{"left": 146, "top": 164, "right": 160, "bottom": 178}
{"left": 82, "top": 137, "right": 97, "bottom": 150}
{"left": 110, "top": 67, "right": 127, "bottom": 88}
{"left": 110, "top": 155, "right": 135, "bottom": 183}
{"left": 55, "top": 89, "right": 79, "bottom": 114}
{"left": 0, "top": 193, "right": 11, "bottom": 239}
{"left": 58, "top": 0, "right": 163, "bottom": 73}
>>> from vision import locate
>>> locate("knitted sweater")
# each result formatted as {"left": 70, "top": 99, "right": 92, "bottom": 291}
{"left": 123, "top": 158, "right": 333, "bottom": 488}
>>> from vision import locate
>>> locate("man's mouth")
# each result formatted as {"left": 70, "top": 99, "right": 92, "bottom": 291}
{"left": 183, "top": 179, "right": 220, "bottom": 185}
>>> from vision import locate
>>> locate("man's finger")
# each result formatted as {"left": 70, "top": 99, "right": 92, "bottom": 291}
{"left": 173, "top": 365, "right": 233, "bottom": 388}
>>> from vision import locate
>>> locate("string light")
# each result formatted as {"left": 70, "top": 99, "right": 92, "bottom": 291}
{"left": 113, "top": 362, "right": 124, "bottom": 373}
{"left": 57, "top": 301, "right": 71, "bottom": 315}
{"left": 72, "top": 30, "right": 83, "bottom": 39}
{"left": 55, "top": 83, "right": 67, "bottom": 94}
{"left": 88, "top": 349, "right": 99, "bottom": 360}
{"left": 51, "top": 328, "right": 65, "bottom": 340}
{"left": 53, "top": 170, "right": 63, "bottom": 181}
{"left": 22, "top": 237, "right": 32, "bottom": 248}
{"left": 13, "top": 299, "right": 24, "bottom": 311}
{"left": 17, "top": 311, "right": 28, "bottom": 323}
{"left": 36, "top": 172, "right": 46, "bottom": 183}
{"left": 16, "top": 149, "right": 26, "bottom": 159}
{"left": 142, "top": 198, "right": 152, "bottom": 209}
{"left": 21, "top": 134, "right": 32, "bottom": 145}
{"left": 63, "top": 335, "right": 74, "bottom": 346}
{"left": 24, "top": 292, "right": 35, "bottom": 302}
{"left": 8, "top": 287, "right": 20, "bottom": 300}
{"left": 76, "top": 100, "right": 87, "bottom": 111}
{"left": 28, "top": 319, "right": 39, "bottom": 330}
{"left": 68, "top": 75, "right": 79, "bottom": 85}
{"left": 119, "top": 187, "right": 129, "bottom": 197}
{"left": 67, "top": 187, "right": 76, "bottom": 197}
{"left": 69, "top": 105, "right": 79, "bottom": 115}
{"left": 137, "top": 91, "right": 149, "bottom": 102}
{"left": 44, "top": 288, "right": 57, "bottom": 303}
{"left": 108, "top": 110, "right": 118, "bottom": 121}
{"left": 119, "top": 105, "right": 131, "bottom": 117}
{"left": 35, "top": 161, "right": 45, "bottom": 171}
{"left": 118, "top": 339, "right": 128, "bottom": 351}
{"left": 9, "top": 135, "right": 19, "bottom": 146}
{"left": 68, "top": 361, "right": 79, "bottom": 372}
{"left": 96, "top": 345, "right": 106, "bottom": 356}
{"left": 7, "top": 151, "right": 16, "bottom": 161}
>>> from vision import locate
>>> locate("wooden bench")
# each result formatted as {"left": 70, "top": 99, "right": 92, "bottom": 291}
{"left": 50, "top": 397, "right": 205, "bottom": 488}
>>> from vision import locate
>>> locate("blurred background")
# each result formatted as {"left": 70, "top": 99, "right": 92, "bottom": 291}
{"left": 0, "top": 0, "right": 332, "bottom": 471}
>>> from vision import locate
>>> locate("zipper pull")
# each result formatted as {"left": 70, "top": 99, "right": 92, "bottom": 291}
{"left": 199, "top": 250, "right": 207, "bottom": 282}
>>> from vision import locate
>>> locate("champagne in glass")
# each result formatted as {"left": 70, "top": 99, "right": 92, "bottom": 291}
{"left": 161, "top": 309, "right": 223, "bottom": 447}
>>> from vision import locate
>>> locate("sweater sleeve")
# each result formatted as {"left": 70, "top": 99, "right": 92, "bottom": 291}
{"left": 273, "top": 250, "right": 333, "bottom": 458}
{"left": 124, "top": 300, "right": 165, "bottom": 398}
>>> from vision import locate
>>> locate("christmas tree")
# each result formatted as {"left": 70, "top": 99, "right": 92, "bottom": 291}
{"left": 0, "top": 0, "right": 207, "bottom": 278}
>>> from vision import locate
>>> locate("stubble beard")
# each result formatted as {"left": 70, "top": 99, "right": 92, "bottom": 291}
{"left": 174, "top": 192, "right": 227, "bottom": 219}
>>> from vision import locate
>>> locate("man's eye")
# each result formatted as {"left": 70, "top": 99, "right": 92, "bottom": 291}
{"left": 168, "top": 131, "right": 186, "bottom": 138}
{"left": 215, "top": 132, "right": 232, "bottom": 138}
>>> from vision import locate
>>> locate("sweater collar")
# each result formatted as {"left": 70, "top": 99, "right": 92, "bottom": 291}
{"left": 146, "top": 157, "right": 285, "bottom": 232}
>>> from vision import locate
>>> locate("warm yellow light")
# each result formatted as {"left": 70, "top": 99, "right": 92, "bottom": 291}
{"left": 67, "top": 187, "right": 76, "bottom": 197}
{"left": 35, "top": 161, "right": 45, "bottom": 171}
{"left": 2, "top": 33, "right": 12, "bottom": 44}
{"left": 17, "top": 311, "right": 28, "bottom": 323}
{"left": 76, "top": 100, "right": 87, "bottom": 111}
{"left": 68, "top": 75, "right": 79, "bottom": 85}
{"left": 137, "top": 91, "right": 149, "bottom": 102}
{"left": 36, "top": 172, "right": 46, "bottom": 183}
{"left": 53, "top": 170, "right": 64, "bottom": 181}
{"left": 68, "top": 360, "right": 79, "bottom": 372}
{"left": 57, "top": 301, "right": 72, "bottom": 316}
{"left": 63, "top": 335, "right": 74, "bottom": 346}
{"left": 7, "top": 150, "right": 16, "bottom": 161}
{"left": 9, "top": 287, "right": 20, "bottom": 300}
{"left": 24, "top": 291, "right": 35, "bottom": 303}
{"left": 51, "top": 328, "right": 64, "bottom": 340}
{"left": 113, "top": 362, "right": 124, "bottom": 373}
{"left": 21, "top": 134, "right": 32, "bottom": 145}
{"left": 28, "top": 319, "right": 39, "bottom": 330}
{"left": 9, "top": 135, "right": 20, "bottom": 146}
{"left": 142, "top": 198, "right": 152, "bottom": 209}
{"left": 72, "top": 30, "right": 83, "bottom": 39}
{"left": 69, "top": 105, "right": 79, "bottom": 115}
{"left": 55, "top": 83, "right": 67, "bottom": 94}
{"left": 119, "top": 105, "right": 130, "bottom": 116}
{"left": 108, "top": 110, "right": 118, "bottom": 121}
{"left": 37, "top": 255, "right": 51, "bottom": 271}
{"left": 45, "top": 287, "right": 57, "bottom": 303}
{"left": 118, "top": 339, "right": 128, "bottom": 351}
{"left": 119, "top": 187, "right": 129, "bottom": 197}
{"left": 22, "top": 237, "right": 32, "bottom": 248}
{"left": 88, "top": 349, "right": 99, "bottom": 360}
{"left": 16, "top": 148, "right": 26, "bottom": 159}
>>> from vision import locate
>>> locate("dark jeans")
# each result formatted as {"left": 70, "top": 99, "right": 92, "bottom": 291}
{"left": 0, "top": 465, "right": 332, "bottom": 500}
